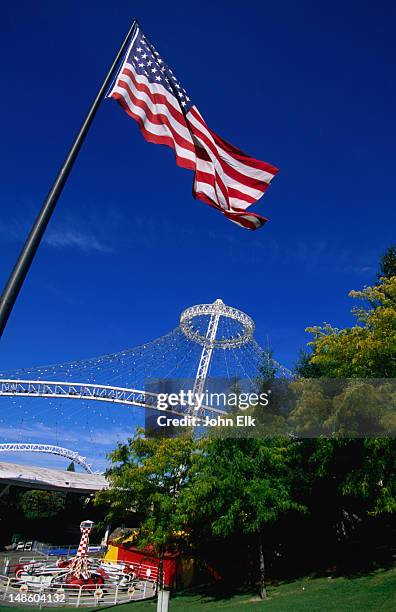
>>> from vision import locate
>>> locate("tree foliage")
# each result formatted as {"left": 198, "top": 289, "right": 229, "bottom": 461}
{"left": 182, "top": 438, "right": 302, "bottom": 538}
{"left": 95, "top": 429, "right": 196, "bottom": 550}
{"left": 182, "top": 437, "right": 304, "bottom": 597}
{"left": 291, "top": 271, "right": 396, "bottom": 517}
{"left": 18, "top": 490, "right": 66, "bottom": 520}
{"left": 377, "top": 245, "right": 396, "bottom": 280}
{"left": 305, "top": 277, "right": 396, "bottom": 377}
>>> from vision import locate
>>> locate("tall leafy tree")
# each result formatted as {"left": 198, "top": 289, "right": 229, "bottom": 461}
{"left": 377, "top": 245, "right": 396, "bottom": 280}
{"left": 290, "top": 275, "right": 396, "bottom": 547}
{"left": 180, "top": 437, "right": 303, "bottom": 598}
{"left": 305, "top": 276, "right": 396, "bottom": 377}
{"left": 95, "top": 429, "right": 197, "bottom": 550}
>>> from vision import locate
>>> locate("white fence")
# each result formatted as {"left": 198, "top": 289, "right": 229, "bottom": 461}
{"left": 0, "top": 573, "right": 156, "bottom": 608}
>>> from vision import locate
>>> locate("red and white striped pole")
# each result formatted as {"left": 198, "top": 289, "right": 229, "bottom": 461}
{"left": 68, "top": 520, "right": 95, "bottom": 579}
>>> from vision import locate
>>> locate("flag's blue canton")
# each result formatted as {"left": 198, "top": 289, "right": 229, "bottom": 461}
{"left": 126, "top": 30, "right": 194, "bottom": 113}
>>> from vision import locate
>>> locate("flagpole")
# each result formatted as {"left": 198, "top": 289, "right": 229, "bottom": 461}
{"left": 0, "top": 18, "right": 137, "bottom": 340}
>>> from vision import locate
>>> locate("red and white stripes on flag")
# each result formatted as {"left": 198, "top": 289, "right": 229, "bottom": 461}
{"left": 108, "top": 25, "right": 279, "bottom": 230}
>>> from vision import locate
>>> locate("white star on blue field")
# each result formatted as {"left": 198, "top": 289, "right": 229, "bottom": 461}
{"left": 123, "top": 29, "right": 193, "bottom": 111}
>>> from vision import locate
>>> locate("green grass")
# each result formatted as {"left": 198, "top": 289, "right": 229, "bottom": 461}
{"left": 1, "top": 568, "right": 396, "bottom": 611}
{"left": 130, "top": 568, "right": 396, "bottom": 610}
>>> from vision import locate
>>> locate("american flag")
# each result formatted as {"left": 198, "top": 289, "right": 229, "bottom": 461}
{"left": 108, "top": 24, "right": 279, "bottom": 230}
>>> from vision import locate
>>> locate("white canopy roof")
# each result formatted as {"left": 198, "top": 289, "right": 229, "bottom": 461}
{"left": 0, "top": 461, "right": 107, "bottom": 493}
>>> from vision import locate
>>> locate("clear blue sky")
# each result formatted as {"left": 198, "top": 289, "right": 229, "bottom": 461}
{"left": 0, "top": 2, "right": 395, "bottom": 399}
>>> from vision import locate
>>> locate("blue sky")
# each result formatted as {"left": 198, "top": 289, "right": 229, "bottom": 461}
{"left": 0, "top": 1, "right": 395, "bottom": 469}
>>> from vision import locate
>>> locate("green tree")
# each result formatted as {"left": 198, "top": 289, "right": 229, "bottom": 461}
{"left": 96, "top": 428, "right": 303, "bottom": 596}
{"left": 66, "top": 461, "right": 75, "bottom": 472}
{"left": 259, "top": 348, "right": 278, "bottom": 380}
{"left": 291, "top": 437, "right": 396, "bottom": 522}
{"left": 377, "top": 245, "right": 396, "bottom": 280}
{"left": 288, "top": 379, "right": 396, "bottom": 438}
{"left": 294, "top": 348, "right": 323, "bottom": 378}
{"left": 290, "top": 274, "right": 396, "bottom": 546}
{"left": 18, "top": 490, "right": 66, "bottom": 520}
{"left": 305, "top": 277, "right": 396, "bottom": 377}
{"left": 95, "top": 429, "right": 197, "bottom": 550}
{"left": 180, "top": 437, "right": 304, "bottom": 598}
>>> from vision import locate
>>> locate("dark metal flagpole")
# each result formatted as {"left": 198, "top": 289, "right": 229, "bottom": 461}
{"left": 0, "top": 18, "right": 137, "bottom": 339}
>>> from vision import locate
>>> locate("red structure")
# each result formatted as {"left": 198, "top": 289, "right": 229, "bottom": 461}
{"left": 104, "top": 543, "right": 194, "bottom": 589}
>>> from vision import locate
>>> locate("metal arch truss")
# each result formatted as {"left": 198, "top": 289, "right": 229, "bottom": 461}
{"left": 0, "top": 379, "right": 227, "bottom": 417}
{"left": 180, "top": 299, "right": 256, "bottom": 415}
{"left": 191, "top": 303, "right": 221, "bottom": 406}
{"left": 180, "top": 298, "right": 254, "bottom": 349}
{"left": 0, "top": 379, "right": 154, "bottom": 409}
{"left": 0, "top": 443, "right": 93, "bottom": 473}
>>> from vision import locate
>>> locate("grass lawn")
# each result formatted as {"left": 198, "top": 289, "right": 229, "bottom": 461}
{"left": 1, "top": 568, "right": 395, "bottom": 611}
{"left": 130, "top": 568, "right": 396, "bottom": 610}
